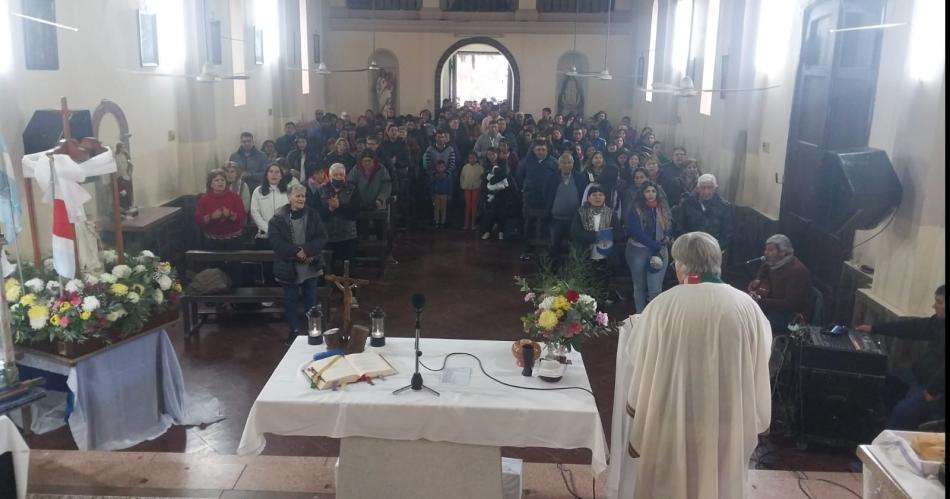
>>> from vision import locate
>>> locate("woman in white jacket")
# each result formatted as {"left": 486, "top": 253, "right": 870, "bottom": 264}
{"left": 250, "top": 163, "right": 299, "bottom": 246}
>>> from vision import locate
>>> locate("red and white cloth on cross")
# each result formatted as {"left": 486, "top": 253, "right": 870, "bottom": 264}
{"left": 21, "top": 148, "right": 117, "bottom": 278}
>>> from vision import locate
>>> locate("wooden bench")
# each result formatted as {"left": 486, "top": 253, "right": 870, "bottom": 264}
{"left": 181, "top": 249, "right": 332, "bottom": 338}
{"left": 355, "top": 198, "right": 396, "bottom": 278}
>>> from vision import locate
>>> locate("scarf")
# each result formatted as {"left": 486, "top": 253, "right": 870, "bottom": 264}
{"left": 769, "top": 254, "right": 795, "bottom": 271}
{"left": 684, "top": 273, "right": 724, "bottom": 284}
{"left": 581, "top": 204, "right": 612, "bottom": 231}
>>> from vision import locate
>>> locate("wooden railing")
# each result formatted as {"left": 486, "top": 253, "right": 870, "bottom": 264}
{"left": 537, "top": 0, "right": 613, "bottom": 12}
{"left": 441, "top": 0, "right": 516, "bottom": 12}
{"left": 346, "top": 0, "right": 422, "bottom": 9}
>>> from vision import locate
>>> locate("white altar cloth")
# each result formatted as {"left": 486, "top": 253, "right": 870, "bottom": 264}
{"left": 238, "top": 336, "right": 608, "bottom": 474}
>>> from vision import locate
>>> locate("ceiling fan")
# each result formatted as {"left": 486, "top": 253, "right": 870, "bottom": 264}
{"left": 638, "top": 75, "right": 779, "bottom": 97}
{"left": 117, "top": 62, "right": 250, "bottom": 82}
{"left": 556, "top": 0, "right": 616, "bottom": 81}
{"left": 290, "top": 2, "right": 391, "bottom": 76}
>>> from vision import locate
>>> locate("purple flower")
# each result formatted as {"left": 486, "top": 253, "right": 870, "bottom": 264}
{"left": 596, "top": 312, "right": 609, "bottom": 327}
{"left": 524, "top": 292, "right": 536, "bottom": 302}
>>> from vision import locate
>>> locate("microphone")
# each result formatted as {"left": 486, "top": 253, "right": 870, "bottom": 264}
{"left": 521, "top": 344, "right": 535, "bottom": 377}
{"left": 745, "top": 256, "right": 765, "bottom": 265}
{"left": 411, "top": 293, "right": 426, "bottom": 314}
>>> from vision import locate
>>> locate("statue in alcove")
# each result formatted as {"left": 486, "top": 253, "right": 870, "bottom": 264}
{"left": 113, "top": 142, "right": 138, "bottom": 217}
{"left": 375, "top": 69, "right": 396, "bottom": 118}
{"left": 558, "top": 76, "right": 584, "bottom": 117}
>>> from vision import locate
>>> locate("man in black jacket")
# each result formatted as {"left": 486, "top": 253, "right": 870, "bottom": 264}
{"left": 856, "top": 284, "right": 946, "bottom": 430}
{"left": 516, "top": 140, "right": 558, "bottom": 259}
{"left": 541, "top": 152, "right": 589, "bottom": 268}
{"left": 672, "top": 174, "right": 733, "bottom": 254}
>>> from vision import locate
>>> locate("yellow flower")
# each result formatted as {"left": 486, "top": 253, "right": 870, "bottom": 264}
{"left": 555, "top": 309, "right": 564, "bottom": 319}
{"left": 27, "top": 305, "right": 50, "bottom": 330}
{"left": 111, "top": 283, "right": 129, "bottom": 296}
{"left": 538, "top": 310, "right": 559, "bottom": 331}
{"left": 19, "top": 294, "right": 35, "bottom": 306}
{"left": 173, "top": 282, "right": 182, "bottom": 293}
{"left": 49, "top": 315, "right": 60, "bottom": 326}
{"left": 552, "top": 296, "right": 571, "bottom": 311}
{"left": 59, "top": 302, "right": 72, "bottom": 313}
{"left": 5, "top": 284, "right": 20, "bottom": 302}
{"left": 80, "top": 311, "right": 92, "bottom": 320}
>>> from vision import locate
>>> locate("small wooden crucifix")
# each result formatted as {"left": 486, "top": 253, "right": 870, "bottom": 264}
{"left": 324, "top": 260, "right": 369, "bottom": 352}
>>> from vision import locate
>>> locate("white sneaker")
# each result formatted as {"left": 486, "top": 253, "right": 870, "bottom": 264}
{"left": 497, "top": 232, "right": 504, "bottom": 240}
{"left": 481, "top": 232, "right": 491, "bottom": 240}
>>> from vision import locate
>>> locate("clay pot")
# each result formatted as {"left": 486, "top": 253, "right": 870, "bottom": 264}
{"left": 511, "top": 339, "right": 542, "bottom": 368}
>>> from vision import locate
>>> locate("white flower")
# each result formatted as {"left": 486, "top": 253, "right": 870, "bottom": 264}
{"left": 106, "top": 307, "right": 127, "bottom": 322}
{"left": 112, "top": 265, "right": 132, "bottom": 279}
{"left": 539, "top": 296, "right": 555, "bottom": 311}
{"left": 152, "top": 289, "right": 164, "bottom": 304}
{"left": 43, "top": 258, "right": 55, "bottom": 271}
{"left": 128, "top": 292, "right": 140, "bottom": 304}
{"left": 139, "top": 250, "right": 155, "bottom": 259}
{"left": 25, "top": 278, "right": 45, "bottom": 294}
{"left": 133, "top": 264, "right": 147, "bottom": 274}
{"left": 157, "top": 275, "right": 172, "bottom": 291}
{"left": 101, "top": 250, "right": 118, "bottom": 263}
{"left": 64, "top": 279, "right": 84, "bottom": 293}
{"left": 83, "top": 274, "right": 100, "bottom": 286}
{"left": 29, "top": 312, "right": 49, "bottom": 330}
{"left": 45, "top": 280, "right": 61, "bottom": 293}
{"left": 578, "top": 294, "right": 597, "bottom": 310}
{"left": 99, "top": 273, "right": 117, "bottom": 284}
{"left": 81, "top": 296, "right": 100, "bottom": 312}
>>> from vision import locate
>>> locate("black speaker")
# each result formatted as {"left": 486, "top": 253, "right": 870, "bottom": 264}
{"left": 22, "top": 109, "right": 94, "bottom": 154}
{"left": 815, "top": 147, "right": 902, "bottom": 234}
{"left": 798, "top": 366, "right": 885, "bottom": 448}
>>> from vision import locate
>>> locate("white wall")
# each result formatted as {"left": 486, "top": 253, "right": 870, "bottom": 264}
{"left": 0, "top": 0, "right": 326, "bottom": 256}
{"left": 630, "top": 0, "right": 945, "bottom": 316}
{"left": 323, "top": 27, "right": 636, "bottom": 118}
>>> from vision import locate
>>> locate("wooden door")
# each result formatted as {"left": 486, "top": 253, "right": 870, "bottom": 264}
{"left": 780, "top": 0, "right": 885, "bottom": 292}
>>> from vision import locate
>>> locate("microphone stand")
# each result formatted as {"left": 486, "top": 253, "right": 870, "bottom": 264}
{"left": 393, "top": 307, "right": 439, "bottom": 396}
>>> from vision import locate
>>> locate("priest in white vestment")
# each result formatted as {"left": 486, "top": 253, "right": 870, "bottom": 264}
{"left": 624, "top": 231, "right": 772, "bottom": 499}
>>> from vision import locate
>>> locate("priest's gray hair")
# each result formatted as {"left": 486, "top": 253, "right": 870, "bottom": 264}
{"left": 671, "top": 232, "right": 722, "bottom": 277}
{"left": 288, "top": 183, "right": 308, "bottom": 196}
{"left": 766, "top": 234, "right": 794, "bottom": 256}
{"left": 697, "top": 173, "right": 718, "bottom": 187}
{"left": 329, "top": 163, "right": 346, "bottom": 175}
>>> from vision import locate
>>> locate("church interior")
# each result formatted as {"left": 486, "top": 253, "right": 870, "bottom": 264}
{"left": 0, "top": 0, "right": 945, "bottom": 497}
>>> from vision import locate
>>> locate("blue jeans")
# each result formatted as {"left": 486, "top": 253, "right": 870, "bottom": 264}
{"left": 626, "top": 243, "right": 667, "bottom": 313}
{"left": 884, "top": 367, "right": 945, "bottom": 430}
{"left": 283, "top": 277, "right": 321, "bottom": 334}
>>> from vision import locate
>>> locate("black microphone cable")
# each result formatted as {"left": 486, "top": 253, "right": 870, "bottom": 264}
{"left": 419, "top": 352, "right": 595, "bottom": 397}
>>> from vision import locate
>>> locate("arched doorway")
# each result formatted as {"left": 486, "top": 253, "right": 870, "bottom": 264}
{"left": 434, "top": 37, "right": 520, "bottom": 111}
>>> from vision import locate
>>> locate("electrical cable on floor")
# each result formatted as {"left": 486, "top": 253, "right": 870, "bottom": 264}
{"left": 795, "top": 470, "right": 862, "bottom": 499}
{"left": 813, "top": 477, "right": 862, "bottom": 498}
{"left": 796, "top": 471, "right": 817, "bottom": 499}
{"left": 557, "top": 463, "right": 583, "bottom": 498}
{"left": 420, "top": 352, "right": 595, "bottom": 397}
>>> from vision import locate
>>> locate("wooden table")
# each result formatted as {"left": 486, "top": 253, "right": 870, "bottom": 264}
{"left": 99, "top": 206, "right": 182, "bottom": 257}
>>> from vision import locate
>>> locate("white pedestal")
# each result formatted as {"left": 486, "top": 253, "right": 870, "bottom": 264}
{"left": 337, "top": 437, "right": 504, "bottom": 499}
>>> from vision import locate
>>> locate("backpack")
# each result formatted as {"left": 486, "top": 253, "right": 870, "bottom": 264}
{"left": 185, "top": 268, "right": 232, "bottom": 295}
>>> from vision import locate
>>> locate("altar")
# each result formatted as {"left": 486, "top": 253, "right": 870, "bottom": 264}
{"left": 238, "top": 336, "right": 608, "bottom": 499}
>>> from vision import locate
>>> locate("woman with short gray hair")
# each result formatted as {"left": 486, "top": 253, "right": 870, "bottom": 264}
{"left": 268, "top": 182, "right": 328, "bottom": 344}
{"left": 670, "top": 231, "right": 722, "bottom": 279}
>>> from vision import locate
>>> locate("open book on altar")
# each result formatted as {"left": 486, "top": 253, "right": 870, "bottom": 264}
{"left": 303, "top": 352, "right": 398, "bottom": 389}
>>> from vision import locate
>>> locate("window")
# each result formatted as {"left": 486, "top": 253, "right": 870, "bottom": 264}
{"left": 22, "top": 0, "right": 58, "bottom": 70}
{"left": 538, "top": 0, "right": 611, "bottom": 13}
{"left": 346, "top": 0, "right": 421, "bottom": 9}
{"left": 441, "top": 0, "right": 515, "bottom": 12}
{"left": 671, "top": 0, "right": 694, "bottom": 76}
{"left": 699, "top": 0, "right": 720, "bottom": 115}
{"left": 230, "top": 0, "right": 246, "bottom": 106}
{"left": 645, "top": 0, "right": 659, "bottom": 102}
{"left": 299, "top": 0, "right": 309, "bottom": 95}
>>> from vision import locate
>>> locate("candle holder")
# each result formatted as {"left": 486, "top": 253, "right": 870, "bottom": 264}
{"left": 369, "top": 307, "right": 385, "bottom": 347}
{"left": 306, "top": 306, "right": 324, "bottom": 345}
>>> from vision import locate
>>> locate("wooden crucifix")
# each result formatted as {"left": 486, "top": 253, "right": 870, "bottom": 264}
{"left": 324, "top": 260, "right": 369, "bottom": 353}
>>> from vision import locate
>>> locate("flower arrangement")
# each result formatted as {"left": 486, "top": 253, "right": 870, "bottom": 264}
{"left": 515, "top": 250, "right": 618, "bottom": 351}
{"left": 5, "top": 250, "right": 183, "bottom": 345}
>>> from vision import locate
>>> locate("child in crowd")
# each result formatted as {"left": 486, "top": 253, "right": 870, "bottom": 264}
{"left": 480, "top": 148, "right": 512, "bottom": 240}
{"left": 459, "top": 152, "right": 484, "bottom": 231}
{"left": 225, "top": 162, "right": 252, "bottom": 214}
{"left": 430, "top": 160, "right": 452, "bottom": 229}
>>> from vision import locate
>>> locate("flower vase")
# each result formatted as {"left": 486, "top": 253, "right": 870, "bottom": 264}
{"left": 511, "top": 339, "right": 542, "bottom": 368}
{"left": 537, "top": 343, "right": 570, "bottom": 382}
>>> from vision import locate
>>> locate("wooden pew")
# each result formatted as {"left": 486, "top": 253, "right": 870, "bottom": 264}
{"left": 181, "top": 249, "right": 332, "bottom": 338}
{"left": 355, "top": 197, "right": 396, "bottom": 278}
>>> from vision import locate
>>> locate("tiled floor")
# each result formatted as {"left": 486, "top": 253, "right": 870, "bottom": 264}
{"left": 27, "top": 449, "right": 865, "bottom": 498}
{"left": 23, "top": 228, "right": 858, "bottom": 471}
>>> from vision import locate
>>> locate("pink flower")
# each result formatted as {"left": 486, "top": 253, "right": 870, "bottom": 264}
{"left": 565, "top": 323, "right": 583, "bottom": 337}
{"left": 60, "top": 316, "right": 71, "bottom": 328}
{"left": 524, "top": 292, "right": 536, "bottom": 303}
{"left": 70, "top": 295, "right": 82, "bottom": 306}
{"left": 596, "top": 312, "right": 609, "bottom": 327}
